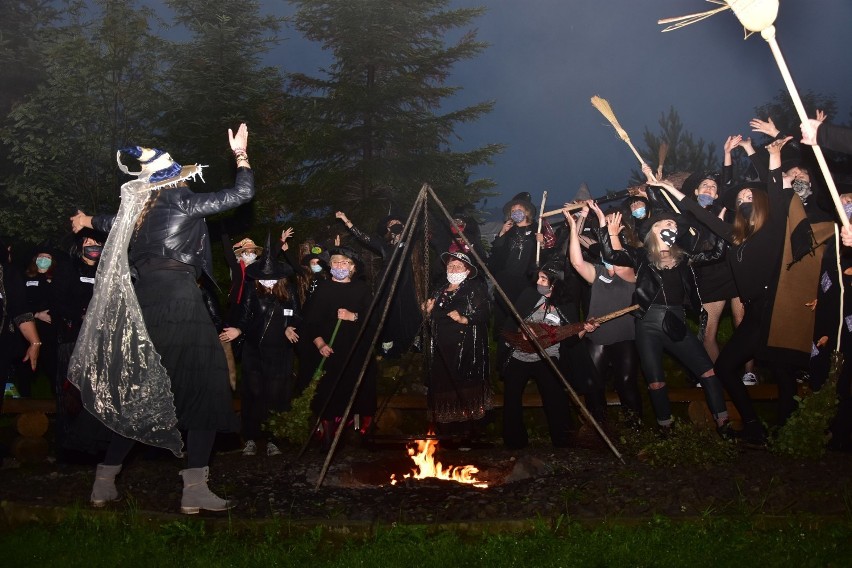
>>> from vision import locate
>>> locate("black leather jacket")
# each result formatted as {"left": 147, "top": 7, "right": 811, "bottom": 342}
{"left": 92, "top": 168, "right": 254, "bottom": 279}
{"left": 234, "top": 285, "right": 301, "bottom": 346}
{"left": 598, "top": 226, "right": 724, "bottom": 318}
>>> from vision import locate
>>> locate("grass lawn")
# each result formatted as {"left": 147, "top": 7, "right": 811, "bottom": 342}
{"left": 2, "top": 512, "right": 851, "bottom": 567}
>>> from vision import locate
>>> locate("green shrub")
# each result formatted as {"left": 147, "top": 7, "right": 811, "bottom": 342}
{"left": 633, "top": 420, "right": 737, "bottom": 467}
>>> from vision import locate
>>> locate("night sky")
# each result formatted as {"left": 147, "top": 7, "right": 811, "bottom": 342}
{"left": 169, "top": 1, "right": 852, "bottom": 206}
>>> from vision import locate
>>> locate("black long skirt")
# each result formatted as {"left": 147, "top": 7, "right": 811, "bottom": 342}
{"left": 134, "top": 269, "right": 238, "bottom": 433}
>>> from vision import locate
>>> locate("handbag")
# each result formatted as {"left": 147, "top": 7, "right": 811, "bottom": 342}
{"left": 656, "top": 273, "right": 687, "bottom": 342}
{"left": 661, "top": 309, "right": 687, "bottom": 342}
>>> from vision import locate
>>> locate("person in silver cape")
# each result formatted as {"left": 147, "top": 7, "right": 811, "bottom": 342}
{"left": 68, "top": 124, "right": 253, "bottom": 514}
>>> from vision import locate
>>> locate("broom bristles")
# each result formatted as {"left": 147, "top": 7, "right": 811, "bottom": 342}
{"left": 657, "top": 141, "right": 669, "bottom": 178}
{"left": 591, "top": 95, "right": 630, "bottom": 143}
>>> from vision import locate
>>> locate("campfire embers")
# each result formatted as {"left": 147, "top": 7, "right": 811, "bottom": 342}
{"left": 390, "top": 437, "right": 488, "bottom": 488}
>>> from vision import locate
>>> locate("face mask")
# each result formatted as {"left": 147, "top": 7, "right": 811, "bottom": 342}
{"left": 259, "top": 279, "right": 277, "bottom": 289}
{"left": 446, "top": 271, "right": 468, "bottom": 285}
{"left": 388, "top": 223, "right": 403, "bottom": 235}
{"left": 792, "top": 178, "right": 812, "bottom": 201}
{"left": 310, "top": 264, "right": 323, "bottom": 273}
{"left": 83, "top": 245, "right": 103, "bottom": 261}
{"left": 35, "top": 258, "right": 52, "bottom": 270}
{"left": 844, "top": 203, "right": 852, "bottom": 220}
{"left": 659, "top": 228, "right": 678, "bottom": 247}
{"left": 603, "top": 261, "right": 614, "bottom": 271}
{"left": 631, "top": 207, "right": 646, "bottom": 219}
{"left": 510, "top": 210, "right": 526, "bottom": 223}
{"left": 536, "top": 284, "right": 552, "bottom": 296}
{"left": 331, "top": 267, "right": 351, "bottom": 281}
{"left": 696, "top": 194, "right": 715, "bottom": 208}
{"left": 738, "top": 202, "right": 753, "bottom": 219}
{"left": 241, "top": 252, "right": 257, "bottom": 264}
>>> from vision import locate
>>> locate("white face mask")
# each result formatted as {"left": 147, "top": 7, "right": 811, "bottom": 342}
{"left": 259, "top": 279, "right": 277, "bottom": 289}
{"left": 241, "top": 252, "right": 257, "bottom": 264}
{"left": 447, "top": 271, "right": 468, "bottom": 285}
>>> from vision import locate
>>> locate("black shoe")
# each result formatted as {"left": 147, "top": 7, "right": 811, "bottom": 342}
{"left": 739, "top": 420, "right": 767, "bottom": 447}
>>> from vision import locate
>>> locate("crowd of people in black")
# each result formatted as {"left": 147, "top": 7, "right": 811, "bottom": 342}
{"left": 2, "top": 115, "right": 852, "bottom": 513}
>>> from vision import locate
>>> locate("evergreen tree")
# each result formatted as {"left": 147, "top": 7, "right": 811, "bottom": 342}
{"left": 286, "top": 0, "right": 502, "bottom": 226}
{"left": 161, "top": 0, "right": 288, "bottom": 218}
{"left": 1, "top": 0, "right": 167, "bottom": 241}
{"left": 631, "top": 106, "right": 718, "bottom": 184}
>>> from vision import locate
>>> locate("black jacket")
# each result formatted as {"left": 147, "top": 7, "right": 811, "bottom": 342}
{"left": 235, "top": 285, "right": 301, "bottom": 347}
{"left": 598, "top": 226, "right": 724, "bottom": 318}
{"left": 93, "top": 168, "right": 254, "bottom": 280}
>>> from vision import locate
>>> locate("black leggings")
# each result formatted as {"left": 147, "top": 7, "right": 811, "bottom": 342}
{"left": 586, "top": 340, "right": 642, "bottom": 417}
{"left": 635, "top": 305, "right": 728, "bottom": 425}
{"left": 104, "top": 430, "right": 216, "bottom": 469}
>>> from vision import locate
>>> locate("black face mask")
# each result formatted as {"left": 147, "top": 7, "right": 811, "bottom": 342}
{"left": 388, "top": 223, "right": 404, "bottom": 235}
{"left": 83, "top": 245, "right": 103, "bottom": 261}
{"left": 738, "top": 202, "right": 753, "bottom": 220}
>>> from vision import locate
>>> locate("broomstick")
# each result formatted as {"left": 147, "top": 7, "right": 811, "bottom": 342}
{"left": 536, "top": 190, "right": 547, "bottom": 266}
{"left": 590, "top": 95, "right": 683, "bottom": 215}
{"left": 657, "top": 141, "right": 669, "bottom": 181}
{"left": 502, "top": 304, "right": 639, "bottom": 353}
{"left": 313, "top": 318, "right": 342, "bottom": 380}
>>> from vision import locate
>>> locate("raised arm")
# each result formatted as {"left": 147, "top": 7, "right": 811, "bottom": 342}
{"left": 564, "top": 205, "right": 596, "bottom": 284}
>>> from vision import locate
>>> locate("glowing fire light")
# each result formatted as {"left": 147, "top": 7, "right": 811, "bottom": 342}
{"left": 390, "top": 437, "right": 488, "bottom": 488}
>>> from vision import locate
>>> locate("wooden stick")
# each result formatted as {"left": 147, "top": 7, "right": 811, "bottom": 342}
{"left": 760, "top": 27, "right": 849, "bottom": 229}
{"left": 588, "top": 304, "right": 640, "bottom": 325}
{"left": 541, "top": 202, "right": 585, "bottom": 218}
{"left": 536, "top": 190, "right": 547, "bottom": 265}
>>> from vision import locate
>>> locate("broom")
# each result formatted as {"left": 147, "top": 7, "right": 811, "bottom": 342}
{"left": 591, "top": 95, "right": 683, "bottom": 215}
{"left": 536, "top": 190, "right": 547, "bottom": 266}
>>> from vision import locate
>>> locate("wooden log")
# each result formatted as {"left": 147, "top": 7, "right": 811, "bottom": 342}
{"left": 16, "top": 411, "right": 49, "bottom": 438}
{"left": 11, "top": 436, "right": 49, "bottom": 463}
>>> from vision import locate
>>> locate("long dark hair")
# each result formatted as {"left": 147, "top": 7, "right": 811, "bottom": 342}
{"left": 732, "top": 189, "right": 768, "bottom": 245}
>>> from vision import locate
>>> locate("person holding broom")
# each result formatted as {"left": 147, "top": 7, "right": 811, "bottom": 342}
{"left": 301, "top": 246, "right": 376, "bottom": 449}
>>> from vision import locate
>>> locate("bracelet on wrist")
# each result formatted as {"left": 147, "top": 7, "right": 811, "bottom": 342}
{"left": 232, "top": 147, "right": 246, "bottom": 156}
{"left": 31, "top": 342, "right": 42, "bottom": 346}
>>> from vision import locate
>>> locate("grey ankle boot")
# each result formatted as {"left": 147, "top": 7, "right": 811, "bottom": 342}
{"left": 90, "top": 463, "right": 122, "bottom": 507}
{"left": 178, "top": 466, "right": 233, "bottom": 514}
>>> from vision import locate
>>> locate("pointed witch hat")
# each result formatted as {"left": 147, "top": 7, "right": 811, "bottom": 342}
{"left": 246, "top": 231, "right": 294, "bottom": 280}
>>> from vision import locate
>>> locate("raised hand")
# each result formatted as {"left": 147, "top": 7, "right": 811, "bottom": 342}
{"left": 228, "top": 123, "right": 249, "bottom": 152}
{"left": 750, "top": 117, "right": 779, "bottom": 138}
{"left": 723, "top": 135, "right": 743, "bottom": 154}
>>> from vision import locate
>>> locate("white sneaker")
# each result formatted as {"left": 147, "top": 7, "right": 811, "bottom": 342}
{"left": 242, "top": 440, "right": 257, "bottom": 456}
{"left": 266, "top": 442, "right": 282, "bottom": 457}
{"left": 742, "top": 372, "right": 758, "bottom": 386}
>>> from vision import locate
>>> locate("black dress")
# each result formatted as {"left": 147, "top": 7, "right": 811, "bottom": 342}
{"left": 303, "top": 279, "right": 376, "bottom": 420}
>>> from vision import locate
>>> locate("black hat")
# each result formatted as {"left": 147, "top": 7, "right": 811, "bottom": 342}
{"left": 300, "top": 244, "right": 329, "bottom": 267}
{"left": 539, "top": 259, "right": 564, "bottom": 282}
{"left": 328, "top": 245, "right": 364, "bottom": 276}
{"left": 717, "top": 180, "right": 768, "bottom": 213}
{"left": 440, "top": 251, "right": 478, "bottom": 278}
{"left": 246, "top": 232, "right": 294, "bottom": 280}
{"left": 681, "top": 170, "right": 721, "bottom": 199}
{"left": 377, "top": 214, "right": 405, "bottom": 237}
{"left": 502, "top": 192, "right": 537, "bottom": 220}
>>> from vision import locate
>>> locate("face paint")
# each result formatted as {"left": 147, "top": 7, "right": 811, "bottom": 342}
{"left": 35, "top": 257, "right": 52, "bottom": 271}
{"left": 510, "top": 209, "right": 526, "bottom": 223}
{"left": 446, "top": 271, "right": 468, "bottom": 285}
{"left": 330, "top": 267, "right": 351, "bottom": 281}
{"left": 659, "top": 228, "right": 678, "bottom": 247}
{"left": 738, "top": 202, "right": 753, "bottom": 219}
{"left": 259, "top": 279, "right": 277, "bottom": 289}
{"left": 631, "top": 207, "right": 646, "bottom": 219}
{"left": 696, "top": 194, "right": 715, "bottom": 208}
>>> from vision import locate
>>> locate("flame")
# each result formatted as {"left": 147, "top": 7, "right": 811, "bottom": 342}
{"left": 390, "top": 437, "right": 487, "bottom": 488}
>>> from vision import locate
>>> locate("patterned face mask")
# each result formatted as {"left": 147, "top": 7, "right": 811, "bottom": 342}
{"left": 446, "top": 271, "right": 468, "bottom": 285}
{"left": 659, "top": 228, "right": 678, "bottom": 247}
{"left": 259, "top": 279, "right": 277, "bottom": 289}
{"left": 510, "top": 210, "right": 526, "bottom": 223}
{"left": 241, "top": 252, "right": 257, "bottom": 264}
{"left": 792, "top": 178, "right": 812, "bottom": 201}
{"left": 844, "top": 202, "right": 852, "bottom": 220}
